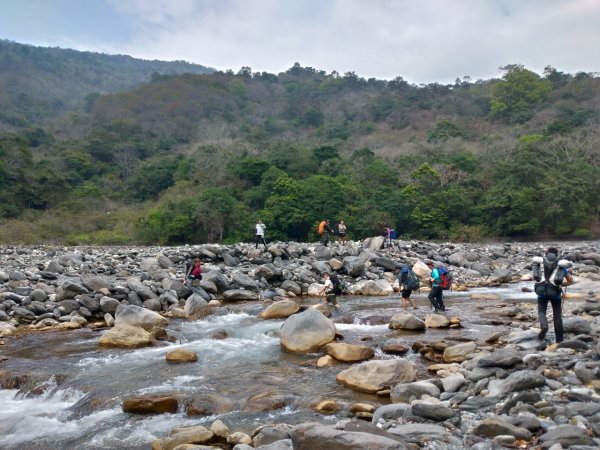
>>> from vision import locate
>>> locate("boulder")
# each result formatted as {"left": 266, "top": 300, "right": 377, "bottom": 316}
{"left": 473, "top": 418, "right": 532, "bottom": 441}
{"left": 165, "top": 348, "right": 198, "bottom": 363}
{"left": 442, "top": 342, "right": 477, "bottom": 363}
{"left": 337, "top": 359, "right": 417, "bottom": 394}
{"left": 389, "top": 313, "right": 425, "bottom": 331}
{"left": 390, "top": 381, "right": 441, "bottom": 403}
{"left": 222, "top": 290, "right": 259, "bottom": 301}
{"left": 184, "top": 295, "right": 210, "bottom": 320}
{"left": 487, "top": 369, "right": 546, "bottom": 397}
{"left": 55, "top": 280, "right": 89, "bottom": 301}
{"left": 357, "top": 280, "right": 394, "bottom": 296}
{"left": 98, "top": 324, "right": 153, "bottom": 348}
{"left": 291, "top": 422, "right": 406, "bottom": 450}
{"left": 280, "top": 308, "right": 336, "bottom": 353}
{"left": 324, "top": 343, "right": 374, "bottom": 362}
{"left": 424, "top": 314, "right": 450, "bottom": 328}
{"left": 260, "top": 299, "right": 300, "bottom": 319}
{"left": 122, "top": 395, "right": 178, "bottom": 414}
{"left": 114, "top": 304, "right": 168, "bottom": 334}
{"left": 343, "top": 257, "right": 365, "bottom": 277}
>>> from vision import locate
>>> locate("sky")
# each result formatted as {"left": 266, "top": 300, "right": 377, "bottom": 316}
{"left": 1, "top": 0, "right": 599, "bottom": 84}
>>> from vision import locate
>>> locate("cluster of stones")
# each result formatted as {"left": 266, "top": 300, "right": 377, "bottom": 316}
{"left": 2, "top": 240, "right": 600, "bottom": 449}
{"left": 1, "top": 239, "right": 599, "bottom": 336}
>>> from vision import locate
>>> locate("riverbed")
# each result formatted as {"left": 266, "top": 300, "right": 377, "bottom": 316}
{"left": 0, "top": 283, "right": 562, "bottom": 449}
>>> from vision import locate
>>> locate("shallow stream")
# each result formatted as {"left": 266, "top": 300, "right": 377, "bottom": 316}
{"left": 0, "top": 284, "right": 541, "bottom": 449}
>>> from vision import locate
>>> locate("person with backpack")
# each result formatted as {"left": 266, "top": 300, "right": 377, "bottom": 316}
{"left": 426, "top": 260, "right": 446, "bottom": 312}
{"left": 318, "top": 272, "right": 341, "bottom": 308}
{"left": 384, "top": 226, "right": 395, "bottom": 251}
{"left": 255, "top": 220, "right": 267, "bottom": 248}
{"left": 398, "top": 265, "right": 419, "bottom": 310}
{"left": 318, "top": 219, "right": 334, "bottom": 246}
{"left": 532, "top": 247, "right": 573, "bottom": 342}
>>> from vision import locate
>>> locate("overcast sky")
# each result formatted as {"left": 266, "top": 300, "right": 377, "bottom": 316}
{"left": 1, "top": 0, "right": 599, "bottom": 84}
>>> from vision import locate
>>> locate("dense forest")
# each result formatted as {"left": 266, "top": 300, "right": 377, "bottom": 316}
{"left": 0, "top": 40, "right": 599, "bottom": 245}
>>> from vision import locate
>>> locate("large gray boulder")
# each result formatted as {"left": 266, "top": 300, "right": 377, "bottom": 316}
{"left": 184, "top": 295, "right": 210, "bottom": 320}
{"left": 337, "top": 359, "right": 417, "bottom": 394}
{"left": 280, "top": 308, "right": 336, "bottom": 353}
{"left": 487, "top": 369, "right": 546, "bottom": 397}
{"left": 56, "top": 280, "right": 89, "bottom": 301}
{"left": 291, "top": 422, "right": 407, "bottom": 450}
{"left": 389, "top": 313, "right": 425, "bottom": 331}
{"left": 231, "top": 272, "right": 260, "bottom": 292}
{"left": 343, "top": 257, "right": 365, "bottom": 277}
{"left": 222, "top": 290, "right": 260, "bottom": 301}
{"left": 390, "top": 381, "right": 440, "bottom": 403}
{"left": 260, "top": 300, "right": 300, "bottom": 320}
{"left": 114, "top": 304, "right": 168, "bottom": 334}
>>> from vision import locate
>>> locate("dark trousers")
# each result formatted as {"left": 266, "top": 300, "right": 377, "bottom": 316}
{"left": 537, "top": 294, "right": 563, "bottom": 342}
{"left": 255, "top": 235, "right": 266, "bottom": 248}
{"left": 322, "top": 232, "right": 329, "bottom": 246}
{"left": 428, "top": 286, "right": 445, "bottom": 311}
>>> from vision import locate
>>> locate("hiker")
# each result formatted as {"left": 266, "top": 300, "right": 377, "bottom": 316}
{"left": 318, "top": 272, "right": 341, "bottom": 308}
{"left": 186, "top": 258, "right": 203, "bottom": 285}
{"left": 398, "top": 265, "right": 418, "bottom": 310}
{"left": 532, "top": 247, "right": 573, "bottom": 343}
{"left": 384, "top": 226, "right": 394, "bottom": 251}
{"left": 255, "top": 220, "right": 267, "bottom": 248}
{"left": 426, "top": 260, "right": 445, "bottom": 312}
{"left": 318, "top": 219, "right": 334, "bottom": 246}
{"left": 337, "top": 220, "right": 347, "bottom": 244}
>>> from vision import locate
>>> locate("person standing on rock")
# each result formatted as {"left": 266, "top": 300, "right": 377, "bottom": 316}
{"left": 318, "top": 219, "right": 334, "bottom": 246}
{"left": 398, "top": 265, "right": 419, "bottom": 310}
{"left": 532, "top": 247, "right": 573, "bottom": 343}
{"left": 337, "top": 220, "right": 347, "bottom": 244}
{"left": 426, "top": 260, "right": 445, "bottom": 312}
{"left": 255, "top": 220, "right": 267, "bottom": 248}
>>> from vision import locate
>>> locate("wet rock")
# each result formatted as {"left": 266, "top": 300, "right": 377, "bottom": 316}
{"left": 252, "top": 424, "right": 294, "bottom": 448}
{"left": 260, "top": 299, "right": 300, "bottom": 319}
{"left": 280, "top": 308, "right": 336, "bottom": 353}
{"left": 389, "top": 313, "right": 425, "bottom": 331}
{"left": 166, "top": 348, "right": 198, "bottom": 363}
{"left": 424, "top": 314, "right": 450, "bottom": 328}
{"left": 123, "top": 395, "right": 178, "bottom": 414}
{"left": 382, "top": 343, "right": 409, "bottom": 355}
{"left": 324, "top": 342, "right": 374, "bottom": 362}
{"left": 243, "top": 389, "right": 288, "bottom": 413}
{"left": 98, "top": 323, "right": 153, "bottom": 348}
{"left": 477, "top": 349, "right": 522, "bottom": 368}
{"left": 114, "top": 304, "right": 168, "bottom": 334}
{"left": 184, "top": 295, "right": 210, "bottom": 320}
{"left": 337, "top": 359, "right": 417, "bottom": 394}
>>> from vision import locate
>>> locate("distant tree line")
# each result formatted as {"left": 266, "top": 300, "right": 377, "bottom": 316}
{"left": 0, "top": 49, "right": 598, "bottom": 244}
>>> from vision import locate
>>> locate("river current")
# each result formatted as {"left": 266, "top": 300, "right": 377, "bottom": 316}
{"left": 0, "top": 284, "right": 541, "bottom": 449}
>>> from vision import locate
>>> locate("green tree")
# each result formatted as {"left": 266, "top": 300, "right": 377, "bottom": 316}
{"left": 490, "top": 64, "right": 552, "bottom": 123}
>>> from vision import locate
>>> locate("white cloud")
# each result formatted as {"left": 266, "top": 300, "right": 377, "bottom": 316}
{"left": 106, "top": 0, "right": 600, "bottom": 83}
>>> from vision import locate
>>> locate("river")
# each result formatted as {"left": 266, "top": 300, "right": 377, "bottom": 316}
{"left": 0, "top": 283, "right": 540, "bottom": 449}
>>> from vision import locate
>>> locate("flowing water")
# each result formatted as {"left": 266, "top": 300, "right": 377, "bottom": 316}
{"left": 0, "top": 285, "right": 539, "bottom": 449}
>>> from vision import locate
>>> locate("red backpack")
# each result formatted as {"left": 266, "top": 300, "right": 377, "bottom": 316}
{"left": 438, "top": 266, "right": 452, "bottom": 290}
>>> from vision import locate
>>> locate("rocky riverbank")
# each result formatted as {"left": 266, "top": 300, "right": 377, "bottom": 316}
{"left": 2, "top": 239, "right": 600, "bottom": 449}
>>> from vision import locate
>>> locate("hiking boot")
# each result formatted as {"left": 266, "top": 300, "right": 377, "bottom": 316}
{"left": 538, "top": 328, "right": 548, "bottom": 340}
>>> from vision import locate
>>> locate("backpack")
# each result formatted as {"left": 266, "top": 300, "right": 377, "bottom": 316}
{"left": 437, "top": 266, "right": 452, "bottom": 290}
{"left": 330, "top": 273, "right": 345, "bottom": 294}
{"left": 318, "top": 221, "right": 326, "bottom": 235}
{"left": 390, "top": 229, "right": 398, "bottom": 239}
{"left": 405, "top": 269, "right": 420, "bottom": 290}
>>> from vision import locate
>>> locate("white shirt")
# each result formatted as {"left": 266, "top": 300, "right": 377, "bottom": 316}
{"left": 255, "top": 222, "right": 266, "bottom": 236}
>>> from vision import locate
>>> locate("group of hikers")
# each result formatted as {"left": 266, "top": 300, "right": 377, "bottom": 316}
{"left": 187, "top": 235, "right": 574, "bottom": 344}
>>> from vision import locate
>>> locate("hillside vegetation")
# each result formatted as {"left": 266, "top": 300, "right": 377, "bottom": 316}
{"left": 0, "top": 42, "right": 599, "bottom": 245}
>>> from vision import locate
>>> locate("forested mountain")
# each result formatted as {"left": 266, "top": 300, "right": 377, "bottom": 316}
{"left": 0, "top": 41, "right": 599, "bottom": 245}
{"left": 0, "top": 40, "right": 213, "bottom": 128}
